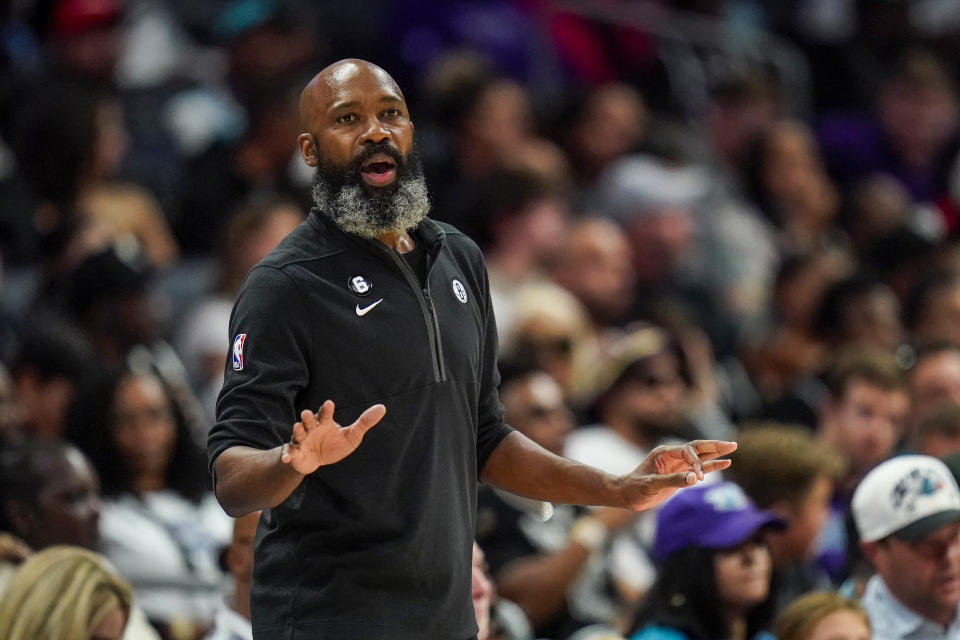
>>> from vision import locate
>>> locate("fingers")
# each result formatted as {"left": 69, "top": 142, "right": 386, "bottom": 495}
{"left": 687, "top": 440, "right": 738, "bottom": 461}
{"left": 702, "top": 458, "right": 732, "bottom": 474}
{"left": 344, "top": 404, "right": 386, "bottom": 445}
{"left": 354, "top": 404, "right": 386, "bottom": 431}
{"left": 648, "top": 471, "right": 698, "bottom": 491}
{"left": 681, "top": 445, "right": 704, "bottom": 481}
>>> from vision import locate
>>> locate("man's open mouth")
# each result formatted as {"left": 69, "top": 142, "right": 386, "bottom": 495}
{"left": 360, "top": 154, "right": 398, "bottom": 186}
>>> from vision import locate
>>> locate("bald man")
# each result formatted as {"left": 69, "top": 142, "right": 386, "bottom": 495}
{"left": 208, "top": 59, "right": 735, "bottom": 639}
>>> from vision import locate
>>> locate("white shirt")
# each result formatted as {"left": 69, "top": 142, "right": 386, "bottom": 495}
{"left": 100, "top": 490, "right": 232, "bottom": 625}
{"left": 204, "top": 598, "right": 253, "bottom": 640}
{"left": 862, "top": 574, "right": 960, "bottom": 640}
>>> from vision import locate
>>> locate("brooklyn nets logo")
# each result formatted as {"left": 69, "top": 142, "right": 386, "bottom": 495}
{"left": 451, "top": 279, "right": 468, "bottom": 303}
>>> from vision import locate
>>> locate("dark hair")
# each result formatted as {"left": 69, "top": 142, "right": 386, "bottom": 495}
{"left": 825, "top": 347, "right": 905, "bottom": 400}
{"left": 813, "top": 272, "right": 889, "bottom": 343}
{"left": 903, "top": 270, "right": 960, "bottom": 335}
{"left": 0, "top": 439, "right": 87, "bottom": 532}
{"left": 65, "top": 367, "right": 208, "bottom": 502}
{"left": 727, "top": 424, "right": 844, "bottom": 509}
{"left": 629, "top": 546, "right": 776, "bottom": 640}
{"left": 9, "top": 320, "right": 92, "bottom": 382}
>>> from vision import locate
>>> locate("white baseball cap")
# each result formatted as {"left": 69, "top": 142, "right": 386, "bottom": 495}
{"left": 852, "top": 455, "right": 960, "bottom": 543}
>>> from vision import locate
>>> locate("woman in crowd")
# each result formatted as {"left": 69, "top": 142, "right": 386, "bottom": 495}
{"left": 628, "top": 482, "right": 782, "bottom": 640}
{"left": 0, "top": 545, "right": 133, "bottom": 640}
{"left": 774, "top": 592, "right": 870, "bottom": 640}
{"left": 68, "top": 366, "right": 231, "bottom": 635}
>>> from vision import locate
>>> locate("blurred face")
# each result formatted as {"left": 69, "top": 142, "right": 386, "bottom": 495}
{"left": 27, "top": 448, "right": 101, "bottom": 550}
{"left": 830, "top": 381, "right": 908, "bottom": 474}
{"left": 111, "top": 374, "right": 177, "bottom": 484}
{"left": 612, "top": 351, "right": 688, "bottom": 437}
{"left": 627, "top": 211, "right": 696, "bottom": 282}
{"left": 90, "top": 605, "right": 127, "bottom": 640}
{"left": 472, "top": 543, "right": 494, "bottom": 640}
{"left": 911, "top": 352, "right": 960, "bottom": 418}
{"left": 502, "top": 372, "right": 573, "bottom": 456}
{"left": 572, "top": 84, "right": 647, "bottom": 172}
{"left": 806, "top": 610, "right": 870, "bottom": 640}
{"left": 714, "top": 536, "right": 772, "bottom": 613}
{"left": 917, "top": 285, "right": 960, "bottom": 347}
{"left": 554, "top": 221, "right": 635, "bottom": 324}
{"left": 841, "top": 288, "right": 903, "bottom": 351}
{"left": 465, "top": 80, "right": 533, "bottom": 158}
{"left": 772, "top": 475, "right": 834, "bottom": 563}
{"left": 866, "top": 522, "right": 960, "bottom": 626}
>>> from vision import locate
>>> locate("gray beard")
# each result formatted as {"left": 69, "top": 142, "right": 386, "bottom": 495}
{"left": 312, "top": 171, "right": 431, "bottom": 239}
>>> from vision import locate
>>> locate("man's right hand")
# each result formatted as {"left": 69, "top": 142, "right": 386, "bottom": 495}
{"left": 280, "top": 400, "right": 386, "bottom": 474}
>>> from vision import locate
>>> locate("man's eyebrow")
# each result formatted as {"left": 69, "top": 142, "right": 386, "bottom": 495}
{"left": 328, "top": 95, "right": 404, "bottom": 112}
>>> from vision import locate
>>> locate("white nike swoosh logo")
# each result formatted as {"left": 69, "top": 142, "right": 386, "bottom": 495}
{"left": 355, "top": 299, "right": 384, "bottom": 316}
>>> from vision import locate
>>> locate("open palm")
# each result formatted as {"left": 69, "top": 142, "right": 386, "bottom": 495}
{"left": 281, "top": 400, "right": 386, "bottom": 474}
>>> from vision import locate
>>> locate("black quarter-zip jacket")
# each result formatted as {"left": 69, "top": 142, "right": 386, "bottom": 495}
{"left": 208, "top": 209, "right": 513, "bottom": 639}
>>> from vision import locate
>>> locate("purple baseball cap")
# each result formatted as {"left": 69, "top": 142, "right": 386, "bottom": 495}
{"left": 652, "top": 481, "right": 786, "bottom": 562}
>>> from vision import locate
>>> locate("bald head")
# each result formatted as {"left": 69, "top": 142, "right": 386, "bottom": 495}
{"left": 298, "top": 59, "right": 428, "bottom": 238}
{"left": 299, "top": 59, "right": 404, "bottom": 131}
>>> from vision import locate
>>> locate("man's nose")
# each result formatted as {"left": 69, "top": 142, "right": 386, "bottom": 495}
{"left": 361, "top": 117, "right": 391, "bottom": 145}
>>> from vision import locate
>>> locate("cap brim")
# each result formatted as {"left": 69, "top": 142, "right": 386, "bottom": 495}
{"left": 894, "top": 509, "right": 960, "bottom": 543}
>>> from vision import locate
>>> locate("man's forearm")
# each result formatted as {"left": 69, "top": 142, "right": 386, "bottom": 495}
{"left": 480, "top": 432, "right": 625, "bottom": 507}
{"left": 213, "top": 445, "right": 305, "bottom": 516}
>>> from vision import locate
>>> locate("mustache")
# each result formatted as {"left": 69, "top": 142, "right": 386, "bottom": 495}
{"left": 351, "top": 141, "right": 405, "bottom": 172}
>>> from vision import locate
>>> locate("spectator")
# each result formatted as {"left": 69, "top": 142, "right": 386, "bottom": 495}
{"left": 0, "top": 439, "right": 161, "bottom": 640}
{"left": 550, "top": 217, "right": 637, "bottom": 331}
{"left": 500, "top": 282, "right": 598, "bottom": 405}
{"left": 9, "top": 320, "right": 92, "bottom": 439}
{"left": 565, "top": 324, "right": 704, "bottom": 615}
{"left": 466, "top": 170, "right": 570, "bottom": 336}
{"left": 67, "top": 366, "right": 231, "bottom": 633}
{"left": 744, "top": 119, "right": 841, "bottom": 254}
{"left": 627, "top": 482, "right": 783, "bottom": 640}
{"left": 909, "top": 344, "right": 960, "bottom": 425}
{"left": 853, "top": 455, "right": 960, "bottom": 638}
{"left": 813, "top": 274, "right": 903, "bottom": 354}
{"left": 913, "top": 403, "right": 960, "bottom": 458}
{"left": 818, "top": 49, "right": 959, "bottom": 205}
{"left": 176, "top": 196, "right": 303, "bottom": 420}
{"left": 477, "top": 362, "right": 634, "bottom": 637}
{"left": 0, "top": 545, "right": 133, "bottom": 640}
{"left": 725, "top": 425, "right": 845, "bottom": 611}
{"left": 65, "top": 245, "right": 160, "bottom": 367}
{"left": 562, "top": 83, "right": 648, "bottom": 196}
{"left": 904, "top": 271, "right": 960, "bottom": 349}
{"left": 774, "top": 592, "right": 870, "bottom": 640}
{"left": 815, "top": 349, "right": 909, "bottom": 582}
{"left": 0, "top": 439, "right": 101, "bottom": 556}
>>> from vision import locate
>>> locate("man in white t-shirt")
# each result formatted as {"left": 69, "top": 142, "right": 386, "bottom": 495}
{"left": 854, "top": 455, "right": 960, "bottom": 640}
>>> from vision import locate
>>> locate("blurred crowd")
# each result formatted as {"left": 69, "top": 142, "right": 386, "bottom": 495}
{"left": 3, "top": 0, "right": 960, "bottom": 639}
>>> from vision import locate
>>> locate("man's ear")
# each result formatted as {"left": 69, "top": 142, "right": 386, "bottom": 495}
{"left": 298, "top": 133, "right": 318, "bottom": 167}
{"left": 860, "top": 539, "right": 882, "bottom": 568}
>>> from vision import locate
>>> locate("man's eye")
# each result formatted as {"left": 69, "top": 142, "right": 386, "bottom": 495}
{"left": 337, "top": 114, "right": 356, "bottom": 124}
{"left": 384, "top": 108, "right": 401, "bottom": 118}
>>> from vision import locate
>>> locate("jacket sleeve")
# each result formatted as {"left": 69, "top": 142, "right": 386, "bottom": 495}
{"left": 474, "top": 251, "right": 513, "bottom": 474}
{"left": 207, "top": 265, "right": 313, "bottom": 478}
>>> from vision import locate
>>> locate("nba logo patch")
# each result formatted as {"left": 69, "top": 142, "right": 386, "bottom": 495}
{"left": 233, "top": 334, "right": 246, "bottom": 371}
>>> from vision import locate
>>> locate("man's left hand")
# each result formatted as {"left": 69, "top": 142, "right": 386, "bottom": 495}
{"left": 619, "top": 440, "right": 737, "bottom": 511}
